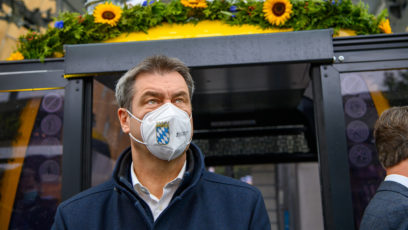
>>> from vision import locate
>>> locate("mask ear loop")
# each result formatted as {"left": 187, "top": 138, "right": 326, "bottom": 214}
{"left": 126, "top": 109, "right": 146, "bottom": 145}
{"left": 126, "top": 109, "right": 143, "bottom": 122}
{"left": 129, "top": 133, "right": 145, "bottom": 145}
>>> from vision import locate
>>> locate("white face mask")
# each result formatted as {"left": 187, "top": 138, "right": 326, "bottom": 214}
{"left": 127, "top": 103, "right": 192, "bottom": 161}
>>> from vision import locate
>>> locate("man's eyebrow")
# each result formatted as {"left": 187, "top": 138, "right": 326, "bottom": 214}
{"left": 140, "top": 91, "right": 163, "bottom": 98}
{"left": 172, "top": 91, "right": 189, "bottom": 98}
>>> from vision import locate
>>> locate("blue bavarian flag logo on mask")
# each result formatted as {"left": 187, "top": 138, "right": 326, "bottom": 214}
{"left": 156, "top": 121, "right": 170, "bottom": 145}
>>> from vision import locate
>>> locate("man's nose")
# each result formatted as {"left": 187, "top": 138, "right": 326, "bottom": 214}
{"left": 163, "top": 99, "right": 172, "bottom": 104}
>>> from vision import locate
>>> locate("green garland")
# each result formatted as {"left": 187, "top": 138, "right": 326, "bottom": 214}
{"left": 14, "top": 0, "right": 388, "bottom": 61}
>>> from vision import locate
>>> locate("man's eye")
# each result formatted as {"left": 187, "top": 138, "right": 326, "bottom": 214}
{"left": 175, "top": 98, "right": 183, "bottom": 103}
{"left": 147, "top": 100, "right": 157, "bottom": 105}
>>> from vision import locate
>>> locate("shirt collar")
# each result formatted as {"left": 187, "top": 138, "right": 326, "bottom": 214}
{"left": 130, "top": 160, "right": 187, "bottom": 191}
{"left": 385, "top": 174, "right": 408, "bottom": 189}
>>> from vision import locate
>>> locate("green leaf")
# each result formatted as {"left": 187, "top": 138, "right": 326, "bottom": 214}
{"left": 11, "top": 0, "right": 389, "bottom": 59}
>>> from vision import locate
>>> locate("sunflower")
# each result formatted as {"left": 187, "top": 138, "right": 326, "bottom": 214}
{"left": 263, "top": 0, "right": 293, "bottom": 26}
{"left": 53, "top": 52, "right": 64, "bottom": 58}
{"left": 93, "top": 2, "right": 122, "bottom": 26}
{"left": 379, "top": 19, "right": 392, "bottom": 34}
{"left": 181, "top": 0, "right": 207, "bottom": 8}
{"left": 6, "top": 52, "right": 24, "bottom": 61}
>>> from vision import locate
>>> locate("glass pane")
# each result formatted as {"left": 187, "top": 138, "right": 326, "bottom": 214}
{"left": 92, "top": 79, "right": 129, "bottom": 186}
{"left": 340, "top": 69, "right": 408, "bottom": 228}
{"left": 209, "top": 164, "right": 277, "bottom": 229}
{"left": 0, "top": 89, "right": 64, "bottom": 230}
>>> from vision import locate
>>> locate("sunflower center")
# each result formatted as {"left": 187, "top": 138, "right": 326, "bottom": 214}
{"left": 188, "top": 0, "right": 198, "bottom": 5}
{"left": 272, "top": 2, "right": 286, "bottom": 16}
{"left": 102, "top": 11, "right": 115, "bottom": 20}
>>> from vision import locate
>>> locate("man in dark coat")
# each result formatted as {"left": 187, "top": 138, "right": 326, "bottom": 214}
{"left": 52, "top": 55, "right": 271, "bottom": 230}
{"left": 360, "top": 106, "right": 408, "bottom": 230}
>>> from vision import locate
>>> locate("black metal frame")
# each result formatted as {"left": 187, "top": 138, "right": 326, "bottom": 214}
{"left": 61, "top": 77, "right": 93, "bottom": 200}
{"left": 333, "top": 33, "right": 408, "bottom": 73}
{"left": 64, "top": 29, "right": 334, "bottom": 74}
{"left": 0, "top": 59, "right": 66, "bottom": 91}
{"left": 0, "top": 59, "right": 94, "bottom": 201}
{"left": 313, "top": 32, "right": 408, "bottom": 230}
{"left": 312, "top": 64, "right": 355, "bottom": 230}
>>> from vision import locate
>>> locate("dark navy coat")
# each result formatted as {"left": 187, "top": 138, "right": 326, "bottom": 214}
{"left": 52, "top": 143, "right": 271, "bottom": 230}
{"left": 360, "top": 181, "right": 408, "bottom": 230}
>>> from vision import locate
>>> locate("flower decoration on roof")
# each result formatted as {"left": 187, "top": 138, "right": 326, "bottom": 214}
{"left": 142, "top": 0, "right": 155, "bottom": 6}
{"left": 181, "top": 0, "right": 207, "bottom": 8}
{"left": 54, "top": 20, "right": 64, "bottom": 29}
{"left": 77, "top": 15, "right": 85, "bottom": 23}
{"left": 53, "top": 52, "right": 64, "bottom": 58}
{"left": 5, "top": 0, "right": 391, "bottom": 61}
{"left": 229, "top": 5, "right": 238, "bottom": 18}
{"left": 263, "top": 0, "right": 293, "bottom": 26}
{"left": 26, "top": 31, "right": 38, "bottom": 41}
{"left": 247, "top": 6, "right": 256, "bottom": 15}
{"left": 6, "top": 52, "right": 24, "bottom": 61}
{"left": 379, "top": 19, "right": 392, "bottom": 34}
{"left": 93, "top": 2, "right": 122, "bottom": 26}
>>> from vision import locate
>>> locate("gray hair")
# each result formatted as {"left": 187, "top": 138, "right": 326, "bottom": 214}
{"left": 115, "top": 55, "right": 194, "bottom": 109}
{"left": 374, "top": 106, "right": 408, "bottom": 168}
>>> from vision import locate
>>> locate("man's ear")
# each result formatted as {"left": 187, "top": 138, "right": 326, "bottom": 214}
{"left": 118, "top": 108, "right": 130, "bottom": 133}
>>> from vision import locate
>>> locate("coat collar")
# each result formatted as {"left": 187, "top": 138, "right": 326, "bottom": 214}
{"left": 378, "top": 180, "right": 408, "bottom": 197}
{"left": 112, "top": 142, "right": 205, "bottom": 200}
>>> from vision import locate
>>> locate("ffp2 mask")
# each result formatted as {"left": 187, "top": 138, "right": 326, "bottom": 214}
{"left": 127, "top": 103, "right": 192, "bottom": 161}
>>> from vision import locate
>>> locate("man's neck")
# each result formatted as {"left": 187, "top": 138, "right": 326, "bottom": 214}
{"left": 386, "top": 158, "right": 408, "bottom": 177}
{"left": 131, "top": 143, "right": 186, "bottom": 199}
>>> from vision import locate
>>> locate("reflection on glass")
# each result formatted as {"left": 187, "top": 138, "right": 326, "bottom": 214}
{"left": 0, "top": 89, "right": 64, "bottom": 230}
{"left": 340, "top": 69, "right": 408, "bottom": 229}
{"left": 92, "top": 79, "right": 129, "bottom": 186}
{"left": 210, "top": 164, "right": 276, "bottom": 228}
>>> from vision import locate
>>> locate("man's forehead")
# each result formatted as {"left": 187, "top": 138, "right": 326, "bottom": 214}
{"left": 133, "top": 71, "right": 189, "bottom": 92}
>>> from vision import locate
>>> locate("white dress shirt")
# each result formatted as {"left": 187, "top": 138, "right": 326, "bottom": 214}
{"left": 384, "top": 174, "right": 408, "bottom": 189}
{"left": 130, "top": 161, "right": 186, "bottom": 221}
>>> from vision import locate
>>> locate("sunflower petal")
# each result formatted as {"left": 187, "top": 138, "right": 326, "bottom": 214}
{"left": 263, "top": 0, "right": 293, "bottom": 26}
{"left": 93, "top": 2, "right": 122, "bottom": 27}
